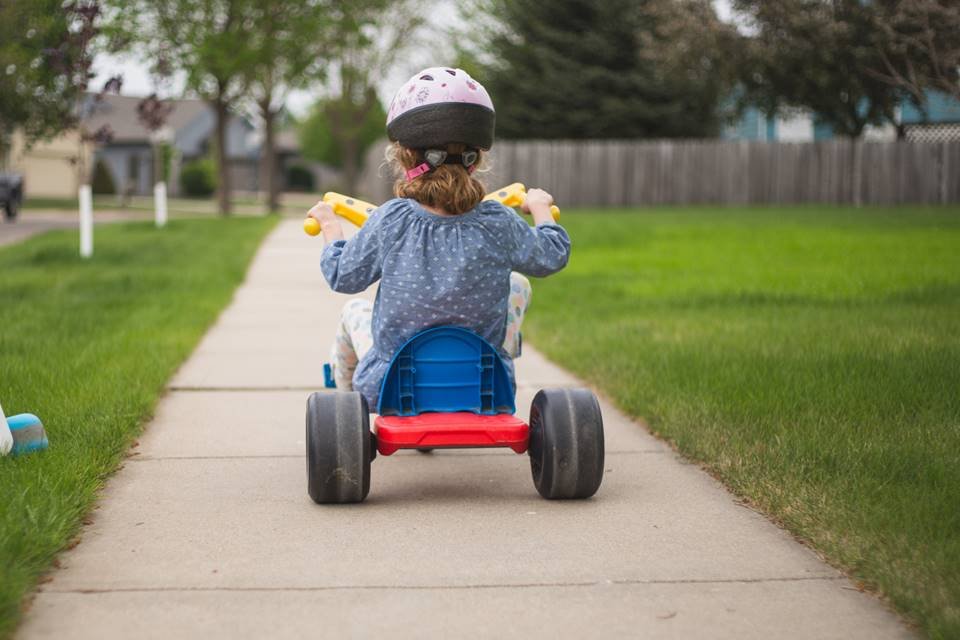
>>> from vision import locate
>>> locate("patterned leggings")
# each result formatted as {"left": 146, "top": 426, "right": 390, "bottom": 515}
{"left": 331, "top": 273, "right": 533, "bottom": 390}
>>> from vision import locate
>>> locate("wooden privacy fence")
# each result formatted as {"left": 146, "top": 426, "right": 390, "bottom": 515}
{"left": 357, "top": 139, "right": 959, "bottom": 207}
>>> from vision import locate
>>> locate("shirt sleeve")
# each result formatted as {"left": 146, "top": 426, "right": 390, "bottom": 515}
{"left": 320, "top": 204, "right": 394, "bottom": 293}
{"left": 508, "top": 214, "right": 572, "bottom": 277}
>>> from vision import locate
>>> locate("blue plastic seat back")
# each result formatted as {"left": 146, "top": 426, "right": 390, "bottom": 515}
{"left": 377, "top": 327, "right": 515, "bottom": 417}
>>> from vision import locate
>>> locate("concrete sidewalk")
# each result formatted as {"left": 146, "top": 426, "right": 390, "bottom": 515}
{"left": 17, "top": 220, "right": 912, "bottom": 639}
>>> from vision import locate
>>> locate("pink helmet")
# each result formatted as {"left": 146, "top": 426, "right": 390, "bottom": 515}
{"left": 386, "top": 67, "right": 495, "bottom": 150}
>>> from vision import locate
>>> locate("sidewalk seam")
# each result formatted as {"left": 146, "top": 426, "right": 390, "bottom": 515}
{"left": 45, "top": 575, "right": 847, "bottom": 595}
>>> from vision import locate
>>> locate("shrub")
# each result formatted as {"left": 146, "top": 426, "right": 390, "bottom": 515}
{"left": 180, "top": 158, "right": 217, "bottom": 197}
{"left": 286, "top": 164, "right": 315, "bottom": 192}
{"left": 90, "top": 159, "right": 116, "bottom": 195}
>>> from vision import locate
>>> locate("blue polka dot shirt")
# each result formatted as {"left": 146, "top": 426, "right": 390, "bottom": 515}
{"left": 320, "top": 197, "right": 571, "bottom": 409}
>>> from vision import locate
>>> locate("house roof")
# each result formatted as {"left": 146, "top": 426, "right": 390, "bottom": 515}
{"left": 83, "top": 94, "right": 210, "bottom": 144}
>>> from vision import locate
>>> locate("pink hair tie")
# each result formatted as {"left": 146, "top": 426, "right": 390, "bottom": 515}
{"left": 406, "top": 163, "right": 432, "bottom": 181}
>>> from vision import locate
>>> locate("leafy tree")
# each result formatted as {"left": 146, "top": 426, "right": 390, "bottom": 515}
{"left": 137, "top": 93, "right": 174, "bottom": 185}
{"left": 318, "top": 0, "right": 423, "bottom": 193}
{"left": 243, "top": 1, "right": 329, "bottom": 213}
{"left": 0, "top": 1, "right": 74, "bottom": 161}
{"left": 299, "top": 98, "right": 386, "bottom": 171}
{"left": 0, "top": 1, "right": 116, "bottom": 179}
{"left": 870, "top": 0, "right": 960, "bottom": 106}
{"left": 110, "top": 0, "right": 257, "bottom": 215}
{"left": 468, "top": 0, "right": 738, "bottom": 139}
{"left": 733, "top": 0, "right": 905, "bottom": 138}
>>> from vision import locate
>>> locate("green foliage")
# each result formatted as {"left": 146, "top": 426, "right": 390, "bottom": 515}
{"left": 299, "top": 98, "right": 387, "bottom": 169}
{"left": 0, "top": 217, "right": 277, "bottom": 638}
{"left": 0, "top": 1, "right": 87, "bottom": 153}
{"left": 470, "top": 0, "right": 738, "bottom": 139}
{"left": 525, "top": 206, "right": 960, "bottom": 638}
{"left": 90, "top": 159, "right": 116, "bottom": 195}
{"left": 312, "top": 0, "right": 422, "bottom": 192}
{"left": 871, "top": 1, "right": 960, "bottom": 105}
{"left": 285, "top": 164, "right": 315, "bottom": 192}
{"left": 106, "top": 0, "right": 262, "bottom": 214}
{"left": 179, "top": 158, "right": 217, "bottom": 197}
{"left": 733, "top": 0, "right": 905, "bottom": 137}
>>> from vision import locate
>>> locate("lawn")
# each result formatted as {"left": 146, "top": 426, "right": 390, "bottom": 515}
{"left": 0, "top": 217, "right": 276, "bottom": 637}
{"left": 523, "top": 206, "right": 960, "bottom": 639}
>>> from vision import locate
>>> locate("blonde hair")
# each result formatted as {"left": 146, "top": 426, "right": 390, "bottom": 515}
{"left": 387, "top": 142, "right": 487, "bottom": 215}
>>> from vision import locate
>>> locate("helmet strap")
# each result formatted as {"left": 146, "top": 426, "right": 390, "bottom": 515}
{"left": 405, "top": 148, "right": 480, "bottom": 181}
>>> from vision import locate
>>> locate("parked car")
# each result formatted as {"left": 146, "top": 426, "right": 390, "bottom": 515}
{"left": 0, "top": 172, "right": 24, "bottom": 221}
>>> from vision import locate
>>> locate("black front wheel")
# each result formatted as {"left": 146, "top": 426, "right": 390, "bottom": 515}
{"left": 3, "top": 201, "right": 17, "bottom": 221}
{"left": 306, "top": 391, "right": 372, "bottom": 504}
{"left": 528, "top": 388, "right": 605, "bottom": 499}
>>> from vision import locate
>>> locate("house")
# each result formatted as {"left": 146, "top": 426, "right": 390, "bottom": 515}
{"left": 84, "top": 94, "right": 261, "bottom": 196}
{"left": 6, "top": 93, "right": 304, "bottom": 200}
{"left": 900, "top": 91, "right": 960, "bottom": 142}
{"left": 724, "top": 91, "right": 960, "bottom": 142}
{"left": 4, "top": 129, "right": 93, "bottom": 199}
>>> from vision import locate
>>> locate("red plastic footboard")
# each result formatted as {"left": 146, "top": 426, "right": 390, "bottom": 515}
{"left": 374, "top": 412, "right": 529, "bottom": 456}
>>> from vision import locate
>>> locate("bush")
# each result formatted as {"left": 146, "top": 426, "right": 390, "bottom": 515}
{"left": 180, "top": 159, "right": 217, "bottom": 197}
{"left": 90, "top": 159, "right": 116, "bottom": 195}
{"left": 286, "top": 165, "right": 315, "bottom": 192}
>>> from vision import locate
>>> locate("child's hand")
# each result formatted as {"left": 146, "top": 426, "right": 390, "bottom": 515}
{"left": 522, "top": 188, "right": 554, "bottom": 213}
{"left": 522, "top": 188, "right": 556, "bottom": 225}
{"left": 308, "top": 201, "right": 337, "bottom": 225}
{"left": 307, "top": 201, "right": 344, "bottom": 242}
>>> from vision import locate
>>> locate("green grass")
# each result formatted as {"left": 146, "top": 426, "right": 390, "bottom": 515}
{"left": 0, "top": 217, "right": 277, "bottom": 637}
{"left": 523, "top": 206, "right": 960, "bottom": 639}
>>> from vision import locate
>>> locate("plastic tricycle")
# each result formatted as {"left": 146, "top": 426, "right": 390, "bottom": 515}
{"left": 304, "top": 186, "right": 604, "bottom": 504}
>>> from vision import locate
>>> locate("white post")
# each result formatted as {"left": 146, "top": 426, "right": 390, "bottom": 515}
{"left": 79, "top": 184, "right": 93, "bottom": 258}
{"left": 154, "top": 181, "right": 168, "bottom": 227}
{"left": 0, "top": 402, "right": 12, "bottom": 457}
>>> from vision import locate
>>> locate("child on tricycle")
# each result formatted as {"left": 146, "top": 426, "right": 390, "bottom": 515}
{"left": 305, "top": 67, "right": 603, "bottom": 503}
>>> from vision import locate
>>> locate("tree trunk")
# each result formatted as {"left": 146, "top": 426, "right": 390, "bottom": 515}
{"left": 259, "top": 98, "right": 279, "bottom": 214}
{"left": 212, "top": 96, "right": 232, "bottom": 216}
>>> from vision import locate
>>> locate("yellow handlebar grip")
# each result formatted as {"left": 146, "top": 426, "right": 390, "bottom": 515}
{"left": 484, "top": 182, "right": 527, "bottom": 208}
{"left": 323, "top": 192, "right": 377, "bottom": 228}
{"left": 304, "top": 217, "right": 321, "bottom": 236}
{"left": 484, "top": 183, "right": 561, "bottom": 222}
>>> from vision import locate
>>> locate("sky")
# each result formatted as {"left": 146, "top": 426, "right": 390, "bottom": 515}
{"left": 91, "top": 0, "right": 739, "bottom": 119}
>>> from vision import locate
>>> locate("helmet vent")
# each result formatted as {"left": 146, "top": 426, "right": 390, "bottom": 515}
{"left": 419, "top": 74, "right": 434, "bottom": 81}
{"left": 445, "top": 69, "right": 456, "bottom": 75}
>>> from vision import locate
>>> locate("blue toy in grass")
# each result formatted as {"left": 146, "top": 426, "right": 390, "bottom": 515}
{"left": 0, "top": 404, "right": 48, "bottom": 457}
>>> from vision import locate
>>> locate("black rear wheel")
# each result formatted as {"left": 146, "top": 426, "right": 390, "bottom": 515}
{"left": 528, "top": 388, "right": 605, "bottom": 499}
{"left": 306, "top": 391, "right": 372, "bottom": 504}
